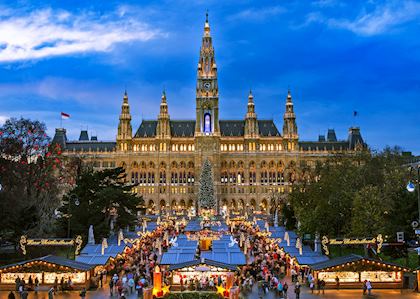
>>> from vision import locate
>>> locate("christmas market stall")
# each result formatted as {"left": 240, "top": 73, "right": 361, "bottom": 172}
{"left": 310, "top": 254, "right": 410, "bottom": 289}
{"left": 0, "top": 255, "right": 94, "bottom": 290}
{"left": 168, "top": 258, "right": 238, "bottom": 290}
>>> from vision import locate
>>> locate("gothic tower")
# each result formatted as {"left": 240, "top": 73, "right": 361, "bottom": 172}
{"left": 156, "top": 90, "right": 171, "bottom": 138}
{"left": 282, "top": 90, "right": 298, "bottom": 150}
{"left": 117, "top": 91, "right": 132, "bottom": 151}
{"left": 244, "top": 90, "right": 259, "bottom": 139}
{"left": 195, "top": 12, "right": 220, "bottom": 135}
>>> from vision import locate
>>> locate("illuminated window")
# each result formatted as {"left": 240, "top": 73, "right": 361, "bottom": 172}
{"left": 204, "top": 113, "right": 211, "bottom": 133}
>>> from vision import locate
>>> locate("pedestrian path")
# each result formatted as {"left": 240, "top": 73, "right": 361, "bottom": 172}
{"left": 1, "top": 287, "right": 420, "bottom": 298}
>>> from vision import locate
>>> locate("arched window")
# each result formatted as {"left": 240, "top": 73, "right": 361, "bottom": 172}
{"left": 204, "top": 113, "right": 211, "bottom": 133}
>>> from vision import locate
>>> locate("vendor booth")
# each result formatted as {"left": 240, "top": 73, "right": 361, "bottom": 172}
{"left": 310, "top": 254, "right": 409, "bottom": 289}
{"left": 168, "top": 258, "right": 238, "bottom": 290}
{"left": 0, "top": 255, "right": 94, "bottom": 289}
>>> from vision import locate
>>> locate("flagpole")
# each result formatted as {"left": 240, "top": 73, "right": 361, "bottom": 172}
{"left": 60, "top": 113, "right": 63, "bottom": 128}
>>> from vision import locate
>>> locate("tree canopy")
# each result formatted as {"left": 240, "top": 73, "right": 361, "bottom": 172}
{"left": 290, "top": 148, "right": 416, "bottom": 240}
{"left": 58, "top": 167, "right": 143, "bottom": 242}
{"left": 0, "top": 118, "right": 65, "bottom": 244}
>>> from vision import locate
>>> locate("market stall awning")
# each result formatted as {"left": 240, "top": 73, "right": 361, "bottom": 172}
{"left": 200, "top": 251, "right": 246, "bottom": 266}
{"left": 160, "top": 252, "right": 197, "bottom": 265}
{"left": 310, "top": 254, "right": 410, "bottom": 271}
{"left": 0, "top": 255, "right": 94, "bottom": 272}
{"left": 168, "top": 259, "right": 238, "bottom": 271}
{"left": 295, "top": 255, "right": 329, "bottom": 266}
{"left": 80, "top": 244, "right": 127, "bottom": 257}
{"left": 184, "top": 220, "right": 202, "bottom": 232}
{"left": 75, "top": 255, "right": 112, "bottom": 266}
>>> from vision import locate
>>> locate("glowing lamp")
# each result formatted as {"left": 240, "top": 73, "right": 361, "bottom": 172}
{"left": 407, "top": 181, "right": 415, "bottom": 193}
{"left": 153, "top": 265, "right": 162, "bottom": 294}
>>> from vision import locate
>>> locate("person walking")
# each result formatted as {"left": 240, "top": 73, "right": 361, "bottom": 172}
{"left": 320, "top": 279, "right": 326, "bottom": 294}
{"left": 48, "top": 287, "right": 54, "bottom": 299}
{"left": 99, "top": 272, "right": 103, "bottom": 288}
{"left": 363, "top": 280, "right": 367, "bottom": 295}
{"left": 310, "top": 280, "right": 315, "bottom": 293}
{"left": 283, "top": 281, "right": 289, "bottom": 299}
{"left": 7, "top": 291, "right": 15, "bottom": 299}
{"left": 21, "top": 289, "right": 28, "bottom": 299}
{"left": 34, "top": 277, "right": 39, "bottom": 293}
{"left": 366, "top": 280, "right": 372, "bottom": 295}
{"left": 109, "top": 278, "right": 114, "bottom": 296}
{"left": 277, "top": 280, "right": 284, "bottom": 298}
{"left": 335, "top": 276, "right": 340, "bottom": 290}
{"left": 79, "top": 287, "right": 86, "bottom": 298}
{"left": 294, "top": 282, "right": 301, "bottom": 299}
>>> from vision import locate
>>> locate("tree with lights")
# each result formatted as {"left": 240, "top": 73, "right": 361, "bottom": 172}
{"left": 0, "top": 118, "right": 63, "bottom": 245}
{"left": 198, "top": 158, "right": 216, "bottom": 214}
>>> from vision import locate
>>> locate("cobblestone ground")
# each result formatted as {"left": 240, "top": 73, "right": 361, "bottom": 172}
{"left": 1, "top": 287, "right": 420, "bottom": 299}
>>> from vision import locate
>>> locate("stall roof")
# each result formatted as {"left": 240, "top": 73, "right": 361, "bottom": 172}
{"left": 168, "top": 259, "right": 238, "bottom": 271}
{"left": 0, "top": 255, "right": 94, "bottom": 271}
{"left": 200, "top": 251, "right": 246, "bottom": 265}
{"left": 295, "top": 255, "right": 329, "bottom": 266}
{"left": 281, "top": 245, "right": 313, "bottom": 255}
{"left": 184, "top": 220, "right": 202, "bottom": 232}
{"left": 80, "top": 244, "right": 127, "bottom": 257}
{"left": 75, "top": 255, "right": 112, "bottom": 266}
{"left": 310, "top": 254, "right": 410, "bottom": 271}
{"left": 160, "top": 252, "right": 197, "bottom": 265}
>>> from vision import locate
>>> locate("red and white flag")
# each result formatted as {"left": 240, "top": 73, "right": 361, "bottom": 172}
{"left": 61, "top": 112, "right": 70, "bottom": 119}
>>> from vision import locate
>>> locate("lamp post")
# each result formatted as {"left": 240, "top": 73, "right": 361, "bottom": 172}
{"left": 67, "top": 194, "right": 80, "bottom": 238}
{"left": 407, "top": 163, "right": 420, "bottom": 222}
{"left": 407, "top": 162, "right": 420, "bottom": 264}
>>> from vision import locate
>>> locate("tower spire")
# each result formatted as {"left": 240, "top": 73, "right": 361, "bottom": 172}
{"left": 283, "top": 89, "right": 298, "bottom": 151}
{"left": 245, "top": 90, "right": 258, "bottom": 138}
{"left": 204, "top": 11, "right": 210, "bottom": 36}
{"left": 157, "top": 90, "right": 170, "bottom": 138}
{"left": 117, "top": 90, "right": 132, "bottom": 151}
{"left": 195, "top": 11, "right": 219, "bottom": 135}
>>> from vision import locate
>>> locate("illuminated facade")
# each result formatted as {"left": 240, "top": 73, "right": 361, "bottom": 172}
{"left": 53, "top": 14, "right": 365, "bottom": 215}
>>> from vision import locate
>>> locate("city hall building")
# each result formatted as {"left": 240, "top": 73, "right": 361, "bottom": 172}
{"left": 53, "top": 15, "right": 365, "bottom": 215}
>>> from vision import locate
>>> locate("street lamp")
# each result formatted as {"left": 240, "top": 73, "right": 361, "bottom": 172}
{"left": 407, "top": 163, "right": 420, "bottom": 221}
{"left": 67, "top": 194, "right": 80, "bottom": 238}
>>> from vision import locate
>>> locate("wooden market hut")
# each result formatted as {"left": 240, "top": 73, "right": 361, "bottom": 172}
{"left": 0, "top": 255, "right": 94, "bottom": 290}
{"left": 310, "top": 254, "right": 410, "bottom": 289}
{"left": 168, "top": 258, "right": 238, "bottom": 290}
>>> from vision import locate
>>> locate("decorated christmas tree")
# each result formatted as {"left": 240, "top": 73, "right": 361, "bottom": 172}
{"left": 198, "top": 158, "right": 216, "bottom": 214}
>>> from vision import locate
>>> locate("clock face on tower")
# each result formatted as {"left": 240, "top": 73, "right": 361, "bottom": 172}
{"left": 203, "top": 82, "right": 211, "bottom": 91}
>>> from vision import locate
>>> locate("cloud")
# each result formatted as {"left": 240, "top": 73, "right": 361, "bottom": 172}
{"left": 0, "top": 115, "right": 8, "bottom": 124}
{"left": 0, "top": 7, "right": 164, "bottom": 62}
{"left": 228, "top": 6, "right": 286, "bottom": 22}
{"left": 306, "top": 0, "right": 420, "bottom": 36}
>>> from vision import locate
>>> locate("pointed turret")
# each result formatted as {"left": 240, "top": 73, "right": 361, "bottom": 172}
{"left": 195, "top": 12, "right": 220, "bottom": 135}
{"left": 157, "top": 90, "right": 171, "bottom": 139}
{"left": 244, "top": 90, "right": 259, "bottom": 139}
{"left": 117, "top": 90, "right": 132, "bottom": 151}
{"left": 282, "top": 89, "right": 298, "bottom": 151}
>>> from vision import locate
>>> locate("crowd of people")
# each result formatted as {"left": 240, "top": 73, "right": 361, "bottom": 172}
{"left": 5, "top": 216, "right": 376, "bottom": 298}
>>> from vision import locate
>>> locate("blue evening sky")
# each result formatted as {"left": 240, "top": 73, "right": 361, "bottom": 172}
{"left": 0, "top": 0, "right": 419, "bottom": 154}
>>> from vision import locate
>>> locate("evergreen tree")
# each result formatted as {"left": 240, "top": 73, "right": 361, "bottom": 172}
{"left": 58, "top": 167, "right": 143, "bottom": 242}
{"left": 198, "top": 159, "right": 216, "bottom": 211}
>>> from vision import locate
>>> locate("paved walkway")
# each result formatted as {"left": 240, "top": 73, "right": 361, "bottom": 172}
{"left": 2, "top": 287, "right": 420, "bottom": 299}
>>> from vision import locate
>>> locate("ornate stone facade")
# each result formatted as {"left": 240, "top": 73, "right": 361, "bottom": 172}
{"left": 53, "top": 15, "right": 365, "bottom": 215}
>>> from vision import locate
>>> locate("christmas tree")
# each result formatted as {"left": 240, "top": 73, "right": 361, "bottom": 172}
{"left": 198, "top": 158, "right": 216, "bottom": 213}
